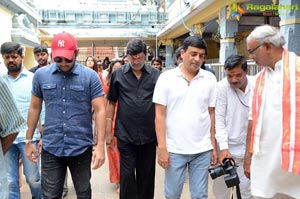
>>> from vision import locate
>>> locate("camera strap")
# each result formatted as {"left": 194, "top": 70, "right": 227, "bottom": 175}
{"left": 235, "top": 184, "right": 242, "bottom": 199}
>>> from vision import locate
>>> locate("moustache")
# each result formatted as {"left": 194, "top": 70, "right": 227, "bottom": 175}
{"left": 7, "top": 63, "right": 21, "bottom": 73}
{"left": 38, "top": 59, "right": 46, "bottom": 62}
{"left": 230, "top": 81, "right": 239, "bottom": 84}
{"left": 8, "top": 62, "right": 17, "bottom": 67}
{"left": 230, "top": 83, "right": 239, "bottom": 86}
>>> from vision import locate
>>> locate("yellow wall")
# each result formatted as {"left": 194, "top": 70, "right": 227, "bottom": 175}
{"left": 206, "top": 40, "right": 219, "bottom": 59}
{"left": 24, "top": 47, "right": 35, "bottom": 69}
{"left": 236, "top": 31, "right": 251, "bottom": 58}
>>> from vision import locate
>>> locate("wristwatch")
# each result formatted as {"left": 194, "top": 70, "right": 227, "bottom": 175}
{"left": 24, "top": 139, "right": 33, "bottom": 145}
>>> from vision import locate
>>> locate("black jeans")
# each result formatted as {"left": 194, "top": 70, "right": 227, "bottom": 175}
{"left": 41, "top": 147, "right": 92, "bottom": 199}
{"left": 117, "top": 139, "right": 156, "bottom": 199}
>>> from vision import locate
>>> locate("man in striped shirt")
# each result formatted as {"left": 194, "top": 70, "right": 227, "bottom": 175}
{"left": 1, "top": 42, "right": 42, "bottom": 198}
{"left": 0, "top": 75, "right": 25, "bottom": 199}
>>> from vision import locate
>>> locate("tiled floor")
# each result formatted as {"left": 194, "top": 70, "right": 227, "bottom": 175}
{"left": 20, "top": 157, "right": 216, "bottom": 199}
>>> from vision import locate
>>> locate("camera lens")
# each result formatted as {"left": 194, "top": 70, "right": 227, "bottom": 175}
{"left": 208, "top": 158, "right": 240, "bottom": 188}
{"left": 208, "top": 165, "right": 225, "bottom": 179}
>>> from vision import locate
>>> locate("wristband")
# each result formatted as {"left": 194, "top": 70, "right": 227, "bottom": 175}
{"left": 24, "top": 139, "right": 33, "bottom": 145}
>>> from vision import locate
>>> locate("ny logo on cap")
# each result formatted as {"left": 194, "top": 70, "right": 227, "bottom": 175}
{"left": 57, "top": 40, "right": 65, "bottom": 48}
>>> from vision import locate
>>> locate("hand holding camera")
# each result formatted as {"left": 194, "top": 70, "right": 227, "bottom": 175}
{"left": 208, "top": 158, "right": 240, "bottom": 188}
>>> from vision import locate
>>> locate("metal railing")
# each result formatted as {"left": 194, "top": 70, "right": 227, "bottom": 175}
{"left": 206, "top": 60, "right": 263, "bottom": 81}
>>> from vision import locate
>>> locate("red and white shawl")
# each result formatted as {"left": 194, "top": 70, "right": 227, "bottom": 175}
{"left": 250, "top": 49, "right": 300, "bottom": 174}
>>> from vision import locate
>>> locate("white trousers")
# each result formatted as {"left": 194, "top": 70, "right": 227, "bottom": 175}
{"left": 212, "top": 157, "right": 252, "bottom": 199}
{"left": 254, "top": 194, "right": 295, "bottom": 199}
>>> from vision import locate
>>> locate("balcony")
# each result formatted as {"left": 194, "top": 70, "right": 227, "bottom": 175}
{"left": 39, "top": 9, "right": 167, "bottom": 29}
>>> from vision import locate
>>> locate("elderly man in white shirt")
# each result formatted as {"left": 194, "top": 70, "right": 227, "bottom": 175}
{"left": 213, "top": 54, "right": 254, "bottom": 199}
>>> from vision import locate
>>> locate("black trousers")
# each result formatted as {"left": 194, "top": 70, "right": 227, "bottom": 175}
{"left": 117, "top": 139, "right": 156, "bottom": 199}
{"left": 41, "top": 147, "right": 92, "bottom": 199}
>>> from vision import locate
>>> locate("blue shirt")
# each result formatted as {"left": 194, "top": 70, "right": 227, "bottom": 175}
{"left": 2, "top": 68, "right": 40, "bottom": 143}
{"left": 32, "top": 62, "right": 104, "bottom": 157}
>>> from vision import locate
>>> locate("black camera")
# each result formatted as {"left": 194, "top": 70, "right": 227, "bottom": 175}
{"left": 208, "top": 158, "right": 240, "bottom": 188}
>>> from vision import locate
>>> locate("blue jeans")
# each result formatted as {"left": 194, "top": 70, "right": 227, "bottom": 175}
{"left": 41, "top": 147, "right": 92, "bottom": 199}
{"left": 165, "top": 150, "right": 212, "bottom": 199}
{"left": 5, "top": 141, "right": 42, "bottom": 199}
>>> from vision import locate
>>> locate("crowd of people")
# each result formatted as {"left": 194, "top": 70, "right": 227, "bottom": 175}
{"left": 0, "top": 24, "right": 300, "bottom": 199}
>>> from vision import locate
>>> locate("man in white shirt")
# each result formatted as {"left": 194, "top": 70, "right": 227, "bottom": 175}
{"left": 153, "top": 36, "right": 217, "bottom": 199}
{"left": 245, "top": 24, "right": 300, "bottom": 199}
{"left": 214, "top": 54, "right": 253, "bottom": 199}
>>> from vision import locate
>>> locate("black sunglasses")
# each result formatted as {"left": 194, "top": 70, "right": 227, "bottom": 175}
{"left": 54, "top": 57, "right": 73, "bottom": 63}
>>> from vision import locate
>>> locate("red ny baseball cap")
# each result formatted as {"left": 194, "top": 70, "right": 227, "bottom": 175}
{"left": 51, "top": 32, "right": 77, "bottom": 60}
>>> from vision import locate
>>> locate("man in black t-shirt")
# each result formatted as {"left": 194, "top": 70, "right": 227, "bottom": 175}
{"left": 29, "top": 45, "right": 49, "bottom": 73}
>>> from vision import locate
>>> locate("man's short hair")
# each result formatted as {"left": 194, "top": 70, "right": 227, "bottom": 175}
{"left": 126, "top": 39, "right": 147, "bottom": 56}
{"left": 182, "top": 36, "right": 208, "bottom": 54}
{"left": 247, "top": 25, "right": 285, "bottom": 48}
{"left": 34, "top": 45, "right": 48, "bottom": 54}
{"left": 1, "top": 42, "right": 23, "bottom": 56}
{"left": 224, "top": 54, "right": 247, "bottom": 71}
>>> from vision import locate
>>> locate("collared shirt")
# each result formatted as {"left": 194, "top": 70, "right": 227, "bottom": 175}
{"left": 29, "top": 65, "right": 46, "bottom": 125}
{"left": 153, "top": 66, "right": 217, "bottom": 154}
{"left": 2, "top": 68, "right": 40, "bottom": 143}
{"left": 29, "top": 65, "right": 41, "bottom": 73}
{"left": 32, "top": 62, "right": 104, "bottom": 157}
{"left": 215, "top": 76, "right": 255, "bottom": 158}
{"left": 0, "top": 76, "right": 25, "bottom": 199}
{"left": 107, "top": 64, "right": 160, "bottom": 145}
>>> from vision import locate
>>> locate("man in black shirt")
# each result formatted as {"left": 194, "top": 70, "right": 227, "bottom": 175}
{"left": 29, "top": 45, "right": 49, "bottom": 73}
{"left": 106, "top": 39, "right": 160, "bottom": 199}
